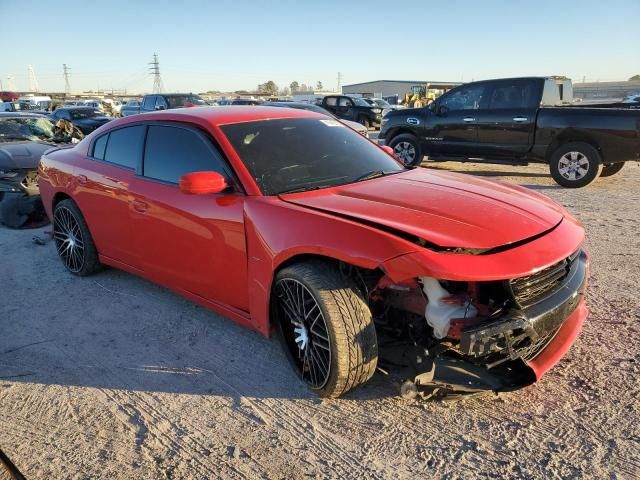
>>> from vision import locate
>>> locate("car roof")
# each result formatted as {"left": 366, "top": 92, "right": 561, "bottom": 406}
{"left": 107, "top": 106, "right": 324, "bottom": 127}
{"left": 57, "top": 106, "right": 99, "bottom": 111}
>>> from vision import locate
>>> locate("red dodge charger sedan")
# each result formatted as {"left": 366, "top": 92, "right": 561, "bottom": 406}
{"left": 38, "top": 107, "right": 588, "bottom": 399}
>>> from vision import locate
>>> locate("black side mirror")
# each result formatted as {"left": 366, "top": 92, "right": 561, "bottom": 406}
{"left": 437, "top": 105, "right": 449, "bottom": 116}
{"left": 155, "top": 105, "right": 166, "bottom": 111}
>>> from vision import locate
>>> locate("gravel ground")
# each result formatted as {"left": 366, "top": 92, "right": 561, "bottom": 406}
{"left": 1, "top": 161, "right": 639, "bottom": 479}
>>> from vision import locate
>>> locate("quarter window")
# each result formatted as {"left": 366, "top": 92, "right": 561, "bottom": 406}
{"left": 143, "top": 125, "right": 226, "bottom": 184}
{"left": 103, "top": 125, "right": 145, "bottom": 169}
{"left": 92, "top": 133, "right": 108, "bottom": 160}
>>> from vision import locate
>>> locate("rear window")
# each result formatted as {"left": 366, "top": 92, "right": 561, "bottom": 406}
{"left": 103, "top": 125, "right": 145, "bottom": 169}
{"left": 221, "top": 117, "right": 403, "bottom": 195}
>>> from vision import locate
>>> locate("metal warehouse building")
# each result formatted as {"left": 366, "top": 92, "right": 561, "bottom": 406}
{"left": 573, "top": 80, "right": 640, "bottom": 101}
{"left": 342, "top": 80, "right": 461, "bottom": 99}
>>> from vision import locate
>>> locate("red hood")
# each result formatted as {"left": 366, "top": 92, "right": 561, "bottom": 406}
{"left": 280, "top": 169, "right": 564, "bottom": 250}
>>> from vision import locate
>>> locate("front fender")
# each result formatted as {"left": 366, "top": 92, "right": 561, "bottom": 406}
{"left": 243, "top": 197, "right": 417, "bottom": 335}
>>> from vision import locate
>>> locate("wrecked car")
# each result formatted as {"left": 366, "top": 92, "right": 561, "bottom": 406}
{"left": 0, "top": 112, "right": 74, "bottom": 229}
{"left": 38, "top": 107, "right": 588, "bottom": 398}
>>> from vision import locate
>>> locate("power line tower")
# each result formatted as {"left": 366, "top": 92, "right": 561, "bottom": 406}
{"left": 149, "top": 53, "right": 165, "bottom": 93}
{"left": 336, "top": 72, "right": 342, "bottom": 93}
{"left": 63, "top": 64, "right": 71, "bottom": 95}
{"left": 28, "top": 65, "right": 39, "bottom": 92}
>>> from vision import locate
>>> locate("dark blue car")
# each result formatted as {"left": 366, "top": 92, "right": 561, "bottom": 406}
{"left": 49, "top": 107, "right": 112, "bottom": 134}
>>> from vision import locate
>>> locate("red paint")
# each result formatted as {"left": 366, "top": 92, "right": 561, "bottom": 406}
{"left": 179, "top": 171, "right": 228, "bottom": 195}
{"left": 527, "top": 299, "right": 588, "bottom": 379}
{"left": 38, "top": 107, "right": 587, "bottom": 383}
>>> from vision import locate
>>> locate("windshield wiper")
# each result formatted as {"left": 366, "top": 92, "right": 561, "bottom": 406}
{"left": 0, "top": 134, "right": 34, "bottom": 141}
{"left": 278, "top": 185, "right": 326, "bottom": 195}
{"left": 353, "top": 169, "right": 402, "bottom": 183}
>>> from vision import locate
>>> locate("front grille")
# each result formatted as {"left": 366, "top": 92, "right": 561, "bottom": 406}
{"left": 509, "top": 251, "right": 580, "bottom": 306}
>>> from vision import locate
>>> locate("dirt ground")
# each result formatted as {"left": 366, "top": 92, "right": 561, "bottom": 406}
{"left": 1, "top": 161, "right": 639, "bottom": 479}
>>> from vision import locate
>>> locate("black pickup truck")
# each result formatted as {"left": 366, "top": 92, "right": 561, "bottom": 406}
{"left": 321, "top": 95, "right": 388, "bottom": 130}
{"left": 120, "top": 93, "right": 207, "bottom": 117}
{"left": 379, "top": 77, "right": 640, "bottom": 187}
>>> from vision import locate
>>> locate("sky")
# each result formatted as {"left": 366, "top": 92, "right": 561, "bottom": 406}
{"left": 1, "top": 0, "right": 639, "bottom": 94}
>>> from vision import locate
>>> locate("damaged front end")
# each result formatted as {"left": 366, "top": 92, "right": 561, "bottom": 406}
{"left": 0, "top": 168, "right": 48, "bottom": 228}
{"left": 367, "top": 249, "right": 588, "bottom": 399}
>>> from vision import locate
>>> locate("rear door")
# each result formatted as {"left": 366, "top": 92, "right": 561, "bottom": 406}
{"left": 75, "top": 125, "right": 145, "bottom": 267}
{"left": 337, "top": 97, "right": 357, "bottom": 121}
{"left": 428, "top": 82, "right": 488, "bottom": 156}
{"left": 128, "top": 123, "right": 249, "bottom": 311}
{"left": 475, "top": 79, "right": 540, "bottom": 157}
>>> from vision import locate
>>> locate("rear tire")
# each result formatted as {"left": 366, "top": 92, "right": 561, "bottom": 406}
{"left": 273, "top": 261, "right": 378, "bottom": 398}
{"left": 600, "top": 162, "right": 625, "bottom": 177}
{"left": 388, "top": 133, "right": 423, "bottom": 167}
{"left": 548, "top": 142, "right": 601, "bottom": 188}
{"left": 53, "top": 199, "right": 101, "bottom": 276}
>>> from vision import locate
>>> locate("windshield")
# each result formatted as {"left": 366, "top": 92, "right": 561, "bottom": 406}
{"left": 0, "top": 117, "right": 62, "bottom": 143}
{"left": 351, "top": 97, "right": 371, "bottom": 107}
{"left": 166, "top": 95, "right": 207, "bottom": 108}
{"left": 221, "top": 117, "right": 404, "bottom": 195}
{"left": 373, "top": 99, "right": 391, "bottom": 108}
{"left": 70, "top": 109, "right": 101, "bottom": 119}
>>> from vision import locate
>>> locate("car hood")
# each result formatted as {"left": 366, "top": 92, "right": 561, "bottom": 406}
{"left": 0, "top": 141, "right": 54, "bottom": 170}
{"left": 280, "top": 168, "right": 565, "bottom": 250}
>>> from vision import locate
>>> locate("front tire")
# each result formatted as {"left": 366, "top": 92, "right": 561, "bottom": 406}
{"left": 600, "top": 162, "right": 625, "bottom": 178}
{"left": 273, "top": 261, "right": 378, "bottom": 398}
{"left": 53, "top": 199, "right": 101, "bottom": 276}
{"left": 548, "top": 142, "right": 601, "bottom": 188}
{"left": 358, "top": 117, "right": 370, "bottom": 129}
{"left": 388, "top": 133, "right": 423, "bottom": 167}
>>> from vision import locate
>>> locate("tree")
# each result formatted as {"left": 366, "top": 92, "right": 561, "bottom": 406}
{"left": 630, "top": 75, "right": 640, "bottom": 81}
{"left": 289, "top": 81, "right": 299, "bottom": 93}
{"left": 316, "top": 81, "right": 323, "bottom": 90}
{"left": 280, "top": 86, "right": 291, "bottom": 96}
{"left": 300, "top": 83, "right": 310, "bottom": 92}
{"left": 258, "top": 80, "right": 278, "bottom": 95}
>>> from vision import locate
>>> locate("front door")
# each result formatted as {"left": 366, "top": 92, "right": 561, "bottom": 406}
{"left": 129, "top": 123, "right": 249, "bottom": 312}
{"left": 427, "top": 82, "right": 488, "bottom": 156}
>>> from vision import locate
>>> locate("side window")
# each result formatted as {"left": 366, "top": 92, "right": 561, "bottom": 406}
{"left": 338, "top": 97, "right": 353, "bottom": 107}
{"left": 325, "top": 97, "right": 337, "bottom": 107}
{"left": 143, "top": 125, "right": 226, "bottom": 184}
{"left": 155, "top": 96, "right": 168, "bottom": 109}
{"left": 103, "top": 125, "right": 145, "bottom": 169}
{"left": 439, "top": 84, "right": 486, "bottom": 111}
{"left": 142, "top": 96, "right": 156, "bottom": 110}
{"left": 489, "top": 82, "right": 537, "bottom": 109}
{"left": 92, "top": 133, "right": 109, "bottom": 160}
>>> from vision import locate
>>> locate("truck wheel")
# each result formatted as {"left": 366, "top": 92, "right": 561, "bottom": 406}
{"left": 53, "top": 199, "right": 101, "bottom": 276}
{"left": 600, "top": 162, "right": 625, "bottom": 177}
{"left": 358, "top": 117, "right": 370, "bottom": 129}
{"left": 389, "top": 134, "right": 423, "bottom": 167}
{"left": 548, "top": 142, "right": 601, "bottom": 188}
{"left": 273, "top": 261, "right": 378, "bottom": 398}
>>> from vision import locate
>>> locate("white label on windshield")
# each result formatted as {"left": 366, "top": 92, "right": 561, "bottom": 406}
{"left": 320, "top": 119, "right": 343, "bottom": 127}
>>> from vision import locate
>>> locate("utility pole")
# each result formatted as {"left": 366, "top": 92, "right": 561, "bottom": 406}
{"left": 149, "top": 53, "right": 165, "bottom": 93}
{"left": 63, "top": 64, "right": 71, "bottom": 96}
{"left": 336, "top": 72, "right": 342, "bottom": 93}
{"left": 28, "top": 65, "right": 39, "bottom": 92}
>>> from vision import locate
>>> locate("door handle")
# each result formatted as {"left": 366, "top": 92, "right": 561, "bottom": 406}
{"left": 513, "top": 116, "right": 529, "bottom": 122}
{"left": 463, "top": 117, "right": 476, "bottom": 123}
{"left": 132, "top": 199, "right": 148, "bottom": 213}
